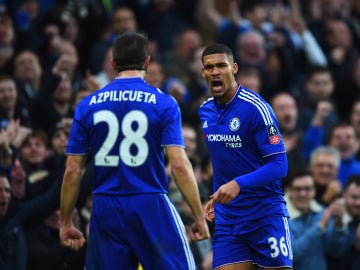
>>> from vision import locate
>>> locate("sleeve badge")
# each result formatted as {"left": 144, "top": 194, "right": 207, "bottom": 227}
{"left": 267, "top": 124, "right": 280, "bottom": 144}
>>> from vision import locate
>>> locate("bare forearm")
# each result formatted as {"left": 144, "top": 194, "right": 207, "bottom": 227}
{"left": 60, "top": 171, "right": 81, "bottom": 226}
{"left": 197, "top": 0, "right": 222, "bottom": 29}
{"left": 173, "top": 161, "right": 205, "bottom": 220}
{"left": 289, "top": 0, "right": 302, "bottom": 18}
{"left": 0, "top": 145, "right": 12, "bottom": 169}
{"left": 60, "top": 156, "right": 85, "bottom": 226}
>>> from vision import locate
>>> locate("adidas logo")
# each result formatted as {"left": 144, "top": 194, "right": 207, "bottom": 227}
{"left": 202, "top": 120, "right": 208, "bottom": 128}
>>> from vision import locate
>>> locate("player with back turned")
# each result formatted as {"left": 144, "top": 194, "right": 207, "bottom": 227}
{"left": 199, "top": 43, "right": 293, "bottom": 270}
{"left": 59, "top": 32, "right": 209, "bottom": 270}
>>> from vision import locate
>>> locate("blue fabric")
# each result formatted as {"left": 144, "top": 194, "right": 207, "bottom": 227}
{"left": 327, "top": 219, "right": 360, "bottom": 270}
{"left": 198, "top": 86, "right": 289, "bottom": 225}
{"left": 212, "top": 216, "right": 292, "bottom": 269}
{"left": 234, "top": 152, "right": 287, "bottom": 189}
{"left": 290, "top": 210, "right": 348, "bottom": 270}
{"left": 338, "top": 156, "right": 360, "bottom": 187}
{"left": 86, "top": 193, "right": 196, "bottom": 269}
{"left": 67, "top": 77, "right": 184, "bottom": 195}
{"left": 303, "top": 125, "right": 323, "bottom": 160}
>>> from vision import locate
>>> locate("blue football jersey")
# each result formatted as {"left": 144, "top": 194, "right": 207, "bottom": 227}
{"left": 66, "top": 77, "right": 184, "bottom": 195}
{"left": 199, "top": 86, "right": 289, "bottom": 224}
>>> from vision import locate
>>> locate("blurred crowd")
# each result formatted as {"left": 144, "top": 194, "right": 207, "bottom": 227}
{"left": 0, "top": 0, "right": 360, "bottom": 269}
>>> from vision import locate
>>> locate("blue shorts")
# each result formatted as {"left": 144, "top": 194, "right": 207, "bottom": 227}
{"left": 85, "top": 193, "right": 196, "bottom": 270}
{"left": 212, "top": 216, "right": 293, "bottom": 269}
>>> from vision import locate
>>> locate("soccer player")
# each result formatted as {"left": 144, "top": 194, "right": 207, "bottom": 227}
{"left": 59, "top": 32, "right": 210, "bottom": 269}
{"left": 199, "top": 43, "right": 293, "bottom": 270}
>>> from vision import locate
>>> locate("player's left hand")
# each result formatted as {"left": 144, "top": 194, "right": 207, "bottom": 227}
{"left": 211, "top": 180, "right": 240, "bottom": 204}
{"left": 191, "top": 217, "right": 210, "bottom": 241}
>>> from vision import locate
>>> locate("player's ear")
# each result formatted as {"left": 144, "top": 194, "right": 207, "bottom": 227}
{"left": 111, "top": 59, "right": 117, "bottom": 72}
{"left": 232, "top": 62, "right": 238, "bottom": 75}
{"left": 143, "top": 56, "right": 151, "bottom": 69}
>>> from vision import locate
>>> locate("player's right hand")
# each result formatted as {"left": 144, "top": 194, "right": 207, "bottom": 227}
{"left": 211, "top": 180, "right": 240, "bottom": 204}
{"left": 60, "top": 225, "right": 86, "bottom": 251}
{"left": 204, "top": 198, "right": 215, "bottom": 222}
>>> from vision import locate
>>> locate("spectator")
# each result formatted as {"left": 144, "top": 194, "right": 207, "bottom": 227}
{"left": 0, "top": 172, "right": 62, "bottom": 270}
{"left": 271, "top": 92, "right": 307, "bottom": 175}
{"left": 284, "top": 168, "right": 347, "bottom": 270}
{"left": 31, "top": 72, "right": 73, "bottom": 137}
{"left": 0, "top": 127, "right": 12, "bottom": 172}
{"left": 234, "top": 30, "right": 277, "bottom": 99}
{"left": 94, "top": 46, "right": 117, "bottom": 88}
{"left": 50, "top": 126, "right": 68, "bottom": 158}
{"left": 327, "top": 174, "right": 360, "bottom": 270}
{"left": 195, "top": 0, "right": 242, "bottom": 46}
{"left": 0, "top": 13, "right": 15, "bottom": 74}
{"left": 26, "top": 209, "right": 86, "bottom": 270}
{"left": 324, "top": 19, "right": 360, "bottom": 119}
{"left": 0, "top": 75, "right": 32, "bottom": 154}
{"left": 14, "top": 0, "right": 48, "bottom": 54}
{"left": 45, "top": 38, "right": 83, "bottom": 92}
{"left": 235, "top": 67, "right": 262, "bottom": 94}
{"left": 182, "top": 122, "right": 201, "bottom": 167}
{"left": 69, "top": 86, "right": 92, "bottom": 118}
{"left": 329, "top": 122, "right": 360, "bottom": 187}
{"left": 90, "top": 6, "right": 138, "bottom": 74}
{"left": 307, "top": 0, "right": 352, "bottom": 52}
{"left": 137, "top": 0, "right": 189, "bottom": 57}
{"left": 164, "top": 28, "right": 202, "bottom": 87}
{"left": 9, "top": 158, "right": 27, "bottom": 201}
{"left": 144, "top": 60, "right": 165, "bottom": 89}
{"left": 286, "top": 0, "right": 328, "bottom": 68}
{"left": 0, "top": 73, "right": 31, "bottom": 129}
{"left": 13, "top": 50, "right": 42, "bottom": 112}
{"left": 18, "top": 130, "right": 56, "bottom": 199}
{"left": 161, "top": 32, "right": 195, "bottom": 114}
{"left": 297, "top": 65, "right": 338, "bottom": 143}
{"left": 309, "top": 146, "right": 343, "bottom": 206}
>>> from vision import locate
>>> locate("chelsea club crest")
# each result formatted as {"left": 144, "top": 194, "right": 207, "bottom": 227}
{"left": 229, "top": 117, "right": 240, "bottom": 131}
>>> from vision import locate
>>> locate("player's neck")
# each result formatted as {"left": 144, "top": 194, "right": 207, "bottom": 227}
{"left": 117, "top": 70, "right": 146, "bottom": 79}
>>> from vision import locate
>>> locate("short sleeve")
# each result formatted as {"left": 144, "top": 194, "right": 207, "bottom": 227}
{"left": 160, "top": 96, "right": 184, "bottom": 147}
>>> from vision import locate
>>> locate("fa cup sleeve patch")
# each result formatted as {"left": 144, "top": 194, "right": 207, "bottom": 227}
{"left": 267, "top": 124, "right": 280, "bottom": 144}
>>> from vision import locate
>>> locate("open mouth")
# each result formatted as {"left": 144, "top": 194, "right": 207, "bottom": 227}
{"left": 211, "top": 80, "right": 223, "bottom": 91}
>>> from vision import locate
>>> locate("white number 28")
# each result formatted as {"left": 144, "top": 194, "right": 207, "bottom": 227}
{"left": 93, "top": 110, "right": 149, "bottom": 167}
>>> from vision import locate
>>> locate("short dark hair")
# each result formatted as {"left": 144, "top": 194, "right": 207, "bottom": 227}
{"left": 21, "top": 129, "right": 49, "bottom": 149}
{"left": 201, "top": 43, "right": 234, "bottom": 64}
{"left": 304, "top": 65, "right": 333, "bottom": 82}
{"left": 112, "top": 32, "right": 148, "bottom": 72}
{"left": 0, "top": 73, "right": 14, "bottom": 83}
{"left": 282, "top": 167, "right": 313, "bottom": 190}
{"left": 330, "top": 121, "right": 354, "bottom": 137}
{"left": 344, "top": 174, "right": 360, "bottom": 190}
{"left": 240, "top": 0, "right": 265, "bottom": 13}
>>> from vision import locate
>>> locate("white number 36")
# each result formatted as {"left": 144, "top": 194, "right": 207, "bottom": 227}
{"left": 268, "top": 236, "right": 289, "bottom": 258}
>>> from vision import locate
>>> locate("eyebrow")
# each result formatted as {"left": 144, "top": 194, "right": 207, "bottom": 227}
{"left": 203, "top": 62, "right": 228, "bottom": 68}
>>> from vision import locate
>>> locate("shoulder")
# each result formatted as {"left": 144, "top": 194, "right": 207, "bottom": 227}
{"left": 237, "top": 87, "right": 269, "bottom": 107}
{"left": 237, "top": 87, "right": 274, "bottom": 119}
{"left": 199, "top": 97, "right": 214, "bottom": 109}
{"left": 198, "top": 97, "right": 215, "bottom": 118}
